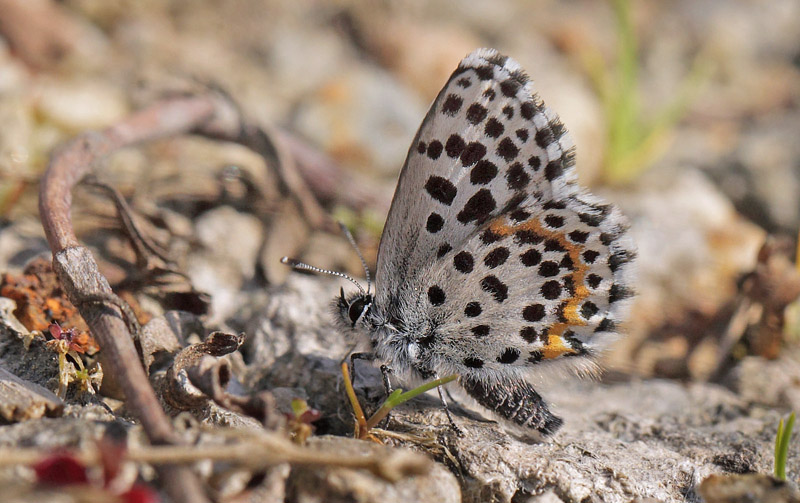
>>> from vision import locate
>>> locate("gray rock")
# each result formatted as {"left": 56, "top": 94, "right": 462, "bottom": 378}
{"left": 286, "top": 436, "right": 460, "bottom": 503}
{"left": 0, "top": 299, "right": 59, "bottom": 390}
{"left": 728, "top": 354, "right": 800, "bottom": 411}
{"left": 698, "top": 473, "right": 800, "bottom": 503}
{"left": 189, "top": 206, "right": 265, "bottom": 323}
{"left": 0, "top": 367, "right": 63, "bottom": 422}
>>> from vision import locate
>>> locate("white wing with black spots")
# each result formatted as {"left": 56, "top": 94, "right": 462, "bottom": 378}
{"left": 335, "top": 48, "right": 636, "bottom": 436}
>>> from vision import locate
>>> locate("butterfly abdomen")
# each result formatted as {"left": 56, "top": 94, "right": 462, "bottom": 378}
{"left": 461, "top": 374, "right": 563, "bottom": 435}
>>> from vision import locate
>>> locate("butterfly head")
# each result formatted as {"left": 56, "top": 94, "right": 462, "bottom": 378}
{"left": 336, "top": 287, "right": 373, "bottom": 328}
{"left": 280, "top": 255, "right": 374, "bottom": 330}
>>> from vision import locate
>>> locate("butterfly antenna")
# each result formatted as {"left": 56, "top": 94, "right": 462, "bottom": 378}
{"left": 338, "top": 222, "right": 372, "bottom": 295}
{"left": 280, "top": 257, "right": 366, "bottom": 296}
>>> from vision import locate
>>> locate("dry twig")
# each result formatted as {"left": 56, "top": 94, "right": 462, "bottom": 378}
{"left": 0, "top": 430, "right": 432, "bottom": 483}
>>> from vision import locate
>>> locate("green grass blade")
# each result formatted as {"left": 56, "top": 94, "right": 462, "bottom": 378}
{"left": 775, "top": 412, "right": 795, "bottom": 480}
{"left": 392, "top": 374, "right": 458, "bottom": 405}
{"left": 775, "top": 417, "right": 785, "bottom": 479}
{"left": 365, "top": 375, "right": 459, "bottom": 430}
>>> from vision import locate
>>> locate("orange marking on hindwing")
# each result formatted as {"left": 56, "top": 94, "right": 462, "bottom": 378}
{"left": 488, "top": 214, "right": 592, "bottom": 359}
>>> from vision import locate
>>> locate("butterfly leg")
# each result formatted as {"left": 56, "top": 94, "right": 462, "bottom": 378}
{"left": 379, "top": 364, "right": 394, "bottom": 394}
{"left": 349, "top": 353, "right": 393, "bottom": 395}
{"left": 436, "top": 377, "right": 464, "bottom": 436}
{"left": 348, "top": 352, "right": 376, "bottom": 385}
{"left": 376, "top": 364, "right": 396, "bottom": 427}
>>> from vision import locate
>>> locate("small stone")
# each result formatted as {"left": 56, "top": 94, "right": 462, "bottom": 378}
{"left": 35, "top": 78, "right": 128, "bottom": 131}
{"left": 698, "top": 473, "right": 800, "bottom": 503}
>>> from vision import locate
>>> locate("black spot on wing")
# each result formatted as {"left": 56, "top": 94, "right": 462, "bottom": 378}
{"left": 460, "top": 142, "right": 487, "bottom": 167}
{"left": 543, "top": 200, "right": 567, "bottom": 210}
{"left": 515, "top": 229, "right": 544, "bottom": 245}
{"left": 497, "top": 137, "right": 519, "bottom": 161}
{"left": 428, "top": 286, "right": 446, "bottom": 306}
{"left": 528, "top": 350, "right": 543, "bottom": 363}
{"left": 520, "top": 102, "right": 535, "bottom": 120}
{"left": 520, "top": 249, "right": 541, "bottom": 266}
{"left": 520, "top": 327, "right": 538, "bottom": 343}
{"left": 485, "top": 118, "right": 504, "bottom": 138}
{"left": 484, "top": 53, "right": 509, "bottom": 67}
{"left": 549, "top": 120, "right": 566, "bottom": 139}
{"left": 500, "top": 79, "right": 521, "bottom": 97}
{"left": 474, "top": 66, "right": 494, "bottom": 80}
{"left": 510, "top": 209, "right": 530, "bottom": 222}
{"left": 581, "top": 301, "right": 599, "bottom": 320}
{"left": 457, "top": 189, "right": 496, "bottom": 224}
{"left": 506, "top": 162, "right": 529, "bottom": 190}
{"left": 544, "top": 215, "right": 565, "bottom": 228}
{"left": 583, "top": 250, "right": 600, "bottom": 263}
{"left": 464, "top": 302, "right": 482, "bottom": 317}
{"left": 544, "top": 239, "right": 566, "bottom": 252}
{"left": 471, "top": 160, "right": 498, "bottom": 184}
{"left": 464, "top": 357, "right": 484, "bottom": 368}
{"left": 609, "top": 249, "right": 636, "bottom": 272}
{"left": 441, "top": 94, "right": 463, "bottom": 116}
{"left": 426, "top": 140, "right": 443, "bottom": 159}
{"left": 484, "top": 247, "right": 509, "bottom": 268}
{"left": 466, "top": 103, "right": 488, "bottom": 124}
{"left": 472, "top": 325, "right": 490, "bottom": 337}
{"left": 453, "top": 251, "right": 474, "bottom": 274}
{"left": 497, "top": 347, "right": 520, "bottom": 364}
{"left": 568, "top": 230, "right": 589, "bottom": 243}
{"left": 578, "top": 205, "right": 611, "bottom": 227}
{"left": 595, "top": 317, "right": 616, "bottom": 333}
{"left": 481, "top": 228, "right": 504, "bottom": 245}
{"left": 541, "top": 280, "right": 562, "bottom": 300}
{"left": 481, "top": 275, "right": 508, "bottom": 302}
{"left": 538, "top": 261, "right": 559, "bottom": 277}
{"left": 426, "top": 213, "right": 444, "bottom": 233}
{"left": 523, "top": 304, "right": 545, "bottom": 322}
{"left": 445, "top": 134, "right": 466, "bottom": 158}
{"left": 544, "top": 160, "right": 563, "bottom": 182}
{"left": 424, "top": 176, "right": 457, "bottom": 205}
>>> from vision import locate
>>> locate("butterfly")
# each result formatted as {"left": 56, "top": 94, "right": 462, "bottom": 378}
{"left": 285, "top": 48, "right": 635, "bottom": 436}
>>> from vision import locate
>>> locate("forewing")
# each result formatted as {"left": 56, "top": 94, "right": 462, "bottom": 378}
{"left": 375, "top": 48, "right": 578, "bottom": 311}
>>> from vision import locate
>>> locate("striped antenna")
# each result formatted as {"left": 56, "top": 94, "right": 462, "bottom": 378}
{"left": 280, "top": 256, "right": 366, "bottom": 296}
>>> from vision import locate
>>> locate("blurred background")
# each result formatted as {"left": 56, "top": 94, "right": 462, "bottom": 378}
{"left": 0, "top": 0, "right": 799, "bottom": 389}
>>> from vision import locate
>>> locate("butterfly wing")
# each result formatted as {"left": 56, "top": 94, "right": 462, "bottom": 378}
{"left": 371, "top": 49, "right": 635, "bottom": 434}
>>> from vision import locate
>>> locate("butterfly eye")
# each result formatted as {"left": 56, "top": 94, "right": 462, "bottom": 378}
{"left": 347, "top": 296, "right": 371, "bottom": 326}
